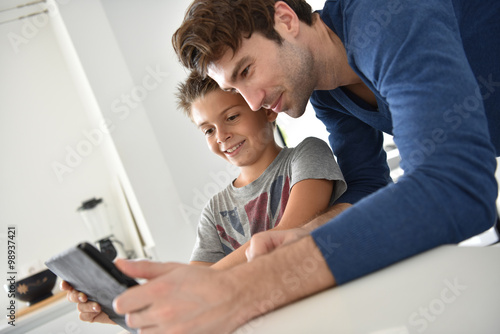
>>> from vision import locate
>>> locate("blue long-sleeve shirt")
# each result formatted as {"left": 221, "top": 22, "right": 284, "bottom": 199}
{"left": 310, "top": 0, "right": 499, "bottom": 284}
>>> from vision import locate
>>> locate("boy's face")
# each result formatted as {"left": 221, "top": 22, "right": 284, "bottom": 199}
{"left": 191, "top": 89, "right": 278, "bottom": 167}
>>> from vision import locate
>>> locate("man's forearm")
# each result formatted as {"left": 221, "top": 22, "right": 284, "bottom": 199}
{"left": 303, "top": 202, "right": 352, "bottom": 232}
{"left": 228, "top": 234, "right": 336, "bottom": 324}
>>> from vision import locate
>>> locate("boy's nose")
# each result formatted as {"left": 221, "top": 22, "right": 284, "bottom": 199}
{"left": 216, "top": 129, "right": 231, "bottom": 144}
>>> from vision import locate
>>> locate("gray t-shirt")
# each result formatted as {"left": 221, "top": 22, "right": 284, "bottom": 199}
{"left": 190, "top": 137, "right": 347, "bottom": 263}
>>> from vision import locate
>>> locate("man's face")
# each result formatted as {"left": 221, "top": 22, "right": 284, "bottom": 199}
{"left": 207, "top": 32, "right": 316, "bottom": 119}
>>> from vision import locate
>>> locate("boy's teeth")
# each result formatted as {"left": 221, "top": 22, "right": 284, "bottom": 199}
{"left": 226, "top": 142, "right": 242, "bottom": 153}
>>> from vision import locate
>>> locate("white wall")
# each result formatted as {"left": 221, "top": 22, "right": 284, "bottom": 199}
{"left": 0, "top": 4, "right": 138, "bottom": 310}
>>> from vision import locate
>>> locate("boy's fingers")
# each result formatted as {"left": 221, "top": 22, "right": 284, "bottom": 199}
{"left": 66, "top": 290, "right": 87, "bottom": 303}
{"left": 92, "top": 312, "right": 115, "bottom": 324}
{"left": 76, "top": 302, "right": 116, "bottom": 325}
{"left": 77, "top": 301, "right": 101, "bottom": 313}
{"left": 78, "top": 310, "right": 103, "bottom": 323}
{"left": 79, "top": 312, "right": 97, "bottom": 323}
{"left": 60, "top": 280, "right": 72, "bottom": 291}
{"left": 61, "top": 280, "right": 88, "bottom": 304}
{"left": 79, "top": 311, "right": 115, "bottom": 325}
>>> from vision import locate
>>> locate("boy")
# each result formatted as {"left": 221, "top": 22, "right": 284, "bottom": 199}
{"left": 178, "top": 71, "right": 346, "bottom": 269}
{"left": 62, "top": 71, "right": 346, "bottom": 323}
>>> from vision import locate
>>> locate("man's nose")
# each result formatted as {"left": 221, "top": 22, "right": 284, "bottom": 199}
{"left": 239, "top": 87, "right": 265, "bottom": 111}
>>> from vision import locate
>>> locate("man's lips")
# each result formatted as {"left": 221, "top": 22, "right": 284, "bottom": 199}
{"left": 270, "top": 94, "right": 283, "bottom": 113}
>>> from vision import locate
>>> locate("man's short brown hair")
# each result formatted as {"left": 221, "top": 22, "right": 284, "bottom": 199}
{"left": 176, "top": 71, "right": 221, "bottom": 121}
{"left": 172, "top": 0, "right": 313, "bottom": 77}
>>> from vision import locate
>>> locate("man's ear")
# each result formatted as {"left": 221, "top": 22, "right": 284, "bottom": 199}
{"left": 274, "top": 1, "right": 300, "bottom": 37}
{"left": 265, "top": 108, "right": 279, "bottom": 122}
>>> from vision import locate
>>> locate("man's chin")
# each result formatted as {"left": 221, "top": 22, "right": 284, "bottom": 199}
{"left": 284, "top": 108, "right": 306, "bottom": 119}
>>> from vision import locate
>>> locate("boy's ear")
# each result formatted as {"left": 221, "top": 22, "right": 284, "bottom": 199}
{"left": 265, "top": 108, "right": 279, "bottom": 122}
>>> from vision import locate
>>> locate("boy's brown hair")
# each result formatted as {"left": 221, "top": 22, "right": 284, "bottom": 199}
{"left": 176, "top": 71, "right": 221, "bottom": 121}
{"left": 172, "top": 0, "right": 314, "bottom": 77}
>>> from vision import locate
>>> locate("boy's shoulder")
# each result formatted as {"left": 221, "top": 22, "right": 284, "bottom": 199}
{"left": 296, "top": 136, "right": 328, "bottom": 147}
{"left": 293, "top": 136, "right": 331, "bottom": 152}
{"left": 273, "top": 137, "right": 333, "bottom": 168}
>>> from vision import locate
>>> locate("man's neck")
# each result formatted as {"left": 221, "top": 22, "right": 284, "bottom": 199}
{"left": 309, "top": 14, "right": 377, "bottom": 107}
{"left": 309, "top": 13, "right": 362, "bottom": 90}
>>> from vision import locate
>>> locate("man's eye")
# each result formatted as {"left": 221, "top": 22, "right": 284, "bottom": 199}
{"left": 241, "top": 66, "right": 250, "bottom": 78}
{"left": 227, "top": 114, "right": 239, "bottom": 121}
{"left": 223, "top": 88, "right": 239, "bottom": 94}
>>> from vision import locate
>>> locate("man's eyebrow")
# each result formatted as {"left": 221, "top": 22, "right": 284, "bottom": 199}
{"left": 230, "top": 56, "right": 251, "bottom": 83}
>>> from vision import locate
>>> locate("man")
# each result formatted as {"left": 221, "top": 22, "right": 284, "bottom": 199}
{"left": 111, "top": 0, "right": 500, "bottom": 332}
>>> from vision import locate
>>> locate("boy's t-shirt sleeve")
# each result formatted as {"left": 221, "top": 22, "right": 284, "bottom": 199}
{"left": 190, "top": 202, "right": 226, "bottom": 263}
{"left": 290, "top": 137, "right": 347, "bottom": 204}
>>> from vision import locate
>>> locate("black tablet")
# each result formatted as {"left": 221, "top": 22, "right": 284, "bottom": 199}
{"left": 45, "top": 242, "right": 138, "bottom": 333}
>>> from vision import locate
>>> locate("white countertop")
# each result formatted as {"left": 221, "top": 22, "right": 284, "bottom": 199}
{"left": 234, "top": 244, "right": 500, "bottom": 334}
{"left": 3, "top": 244, "right": 498, "bottom": 333}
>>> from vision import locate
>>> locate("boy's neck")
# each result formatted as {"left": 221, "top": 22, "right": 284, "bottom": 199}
{"left": 233, "top": 143, "right": 282, "bottom": 188}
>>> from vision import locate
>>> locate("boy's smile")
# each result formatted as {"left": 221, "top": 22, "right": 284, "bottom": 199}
{"left": 223, "top": 140, "right": 246, "bottom": 155}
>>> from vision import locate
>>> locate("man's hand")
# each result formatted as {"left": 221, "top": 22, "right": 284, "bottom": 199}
{"left": 113, "top": 259, "right": 247, "bottom": 334}
{"left": 245, "top": 203, "right": 351, "bottom": 262}
{"left": 245, "top": 228, "right": 309, "bottom": 261}
{"left": 112, "top": 235, "right": 335, "bottom": 334}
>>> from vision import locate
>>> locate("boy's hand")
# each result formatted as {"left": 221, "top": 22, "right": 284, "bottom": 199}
{"left": 60, "top": 280, "right": 116, "bottom": 325}
{"left": 245, "top": 228, "right": 309, "bottom": 261}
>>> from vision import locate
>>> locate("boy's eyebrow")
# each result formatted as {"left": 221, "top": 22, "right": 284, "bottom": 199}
{"left": 197, "top": 104, "right": 240, "bottom": 129}
{"left": 230, "top": 56, "right": 251, "bottom": 83}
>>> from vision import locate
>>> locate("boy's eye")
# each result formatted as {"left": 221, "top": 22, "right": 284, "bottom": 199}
{"left": 227, "top": 114, "right": 239, "bottom": 121}
{"left": 204, "top": 128, "right": 214, "bottom": 136}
